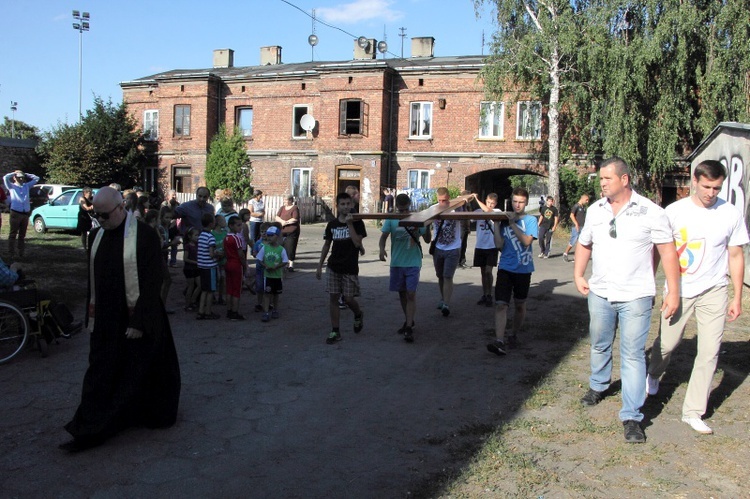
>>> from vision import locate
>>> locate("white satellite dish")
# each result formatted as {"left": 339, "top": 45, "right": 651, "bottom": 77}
{"left": 357, "top": 36, "right": 369, "bottom": 49}
{"left": 300, "top": 114, "right": 315, "bottom": 132}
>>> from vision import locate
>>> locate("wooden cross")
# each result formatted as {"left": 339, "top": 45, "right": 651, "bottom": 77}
{"left": 352, "top": 195, "right": 509, "bottom": 227}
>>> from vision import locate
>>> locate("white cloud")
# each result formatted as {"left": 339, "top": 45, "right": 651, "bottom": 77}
{"left": 316, "top": 0, "right": 404, "bottom": 24}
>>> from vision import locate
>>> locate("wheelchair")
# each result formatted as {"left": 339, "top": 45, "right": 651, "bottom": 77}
{"left": 0, "top": 281, "right": 80, "bottom": 364}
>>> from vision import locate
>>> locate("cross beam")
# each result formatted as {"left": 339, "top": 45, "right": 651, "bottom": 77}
{"left": 351, "top": 195, "right": 509, "bottom": 227}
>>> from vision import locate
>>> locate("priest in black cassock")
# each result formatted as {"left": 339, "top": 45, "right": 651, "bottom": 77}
{"left": 61, "top": 187, "right": 181, "bottom": 452}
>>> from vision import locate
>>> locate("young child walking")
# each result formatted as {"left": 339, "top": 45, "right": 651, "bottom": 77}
{"left": 256, "top": 225, "right": 288, "bottom": 322}
{"left": 182, "top": 227, "right": 201, "bottom": 311}
{"left": 252, "top": 222, "right": 271, "bottom": 312}
{"left": 223, "top": 216, "right": 247, "bottom": 321}
{"left": 316, "top": 192, "right": 367, "bottom": 344}
{"left": 212, "top": 214, "right": 228, "bottom": 306}
{"left": 197, "top": 213, "right": 219, "bottom": 320}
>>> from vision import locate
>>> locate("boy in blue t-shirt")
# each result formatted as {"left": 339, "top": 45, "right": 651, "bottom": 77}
{"left": 251, "top": 222, "right": 271, "bottom": 312}
{"left": 378, "top": 193, "right": 430, "bottom": 342}
{"left": 197, "top": 212, "right": 219, "bottom": 320}
{"left": 488, "top": 187, "right": 538, "bottom": 356}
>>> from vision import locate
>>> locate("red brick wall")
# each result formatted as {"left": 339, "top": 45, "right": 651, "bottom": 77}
{"left": 122, "top": 64, "right": 548, "bottom": 208}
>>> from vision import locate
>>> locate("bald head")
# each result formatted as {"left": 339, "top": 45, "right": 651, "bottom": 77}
{"left": 93, "top": 187, "right": 126, "bottom": 229}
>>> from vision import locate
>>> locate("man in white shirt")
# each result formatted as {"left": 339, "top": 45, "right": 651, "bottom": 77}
{"left": 574, "top": 157, "right": 680, "bottom": 443}
{"left": 646, "top": 160, "right": 748, "bottom": 435}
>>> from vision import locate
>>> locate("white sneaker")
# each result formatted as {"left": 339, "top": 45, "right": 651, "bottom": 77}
{"left": 538, "top": 253, "right": 544, "bottom": 258}
{"left": 646, "top": 373, "right": 659, "bottom": 396}
{"left": 682, "top": 416, "right": 713, "bottom": 434}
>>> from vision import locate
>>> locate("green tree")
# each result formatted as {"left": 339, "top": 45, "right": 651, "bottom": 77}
{"left": 38, "top": 97, "right": 145, "bottom": 187}
{"left": 205, "top": 125, "right": 253, "bottom": 202}
{"left": 0, "top": 117, "right": 40, "bottom": 140}
{"left": 475, "top": 0, "right": 588, "bottom": 203}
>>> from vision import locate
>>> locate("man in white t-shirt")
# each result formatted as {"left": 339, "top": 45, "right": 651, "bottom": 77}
{"left": 646, "top": 160, "right": 749, "bottom": 435}
{"left": 472, "top": 193, "right": 501, "bottom": 306}
{"left": 432, "top": 187, "right": 461, "bottom": 317}
{"left": 574, "top": 157, "right": 680, "bottom": 444}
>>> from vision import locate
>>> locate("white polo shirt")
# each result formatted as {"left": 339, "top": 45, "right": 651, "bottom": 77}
{"left": 665, "top": 197, "right": 749, "bottom": 298}
{"left": 578, "top": 190, "right": 673, "bottom": 301}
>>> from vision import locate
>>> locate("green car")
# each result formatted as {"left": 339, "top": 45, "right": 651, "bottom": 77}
{"left": 31, "top": 188, "right": 97, "bottom": 233}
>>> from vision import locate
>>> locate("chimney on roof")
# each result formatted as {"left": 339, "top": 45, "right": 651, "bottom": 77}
{"left": 411, "top": 37, "right": 435, "bottom": 58}
{"left": 260, "top": 46, "right": 283, "bottom": 65}
{"left": 213, "top": 49, "right": 234, "bottom": 68}
{"left": 353, "top": 38, "right": 378, "bottom": 60}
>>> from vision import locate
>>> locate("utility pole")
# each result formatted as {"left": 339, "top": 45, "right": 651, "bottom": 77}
{"left": 399, "top": 27, "right": 407, "bottom": 58}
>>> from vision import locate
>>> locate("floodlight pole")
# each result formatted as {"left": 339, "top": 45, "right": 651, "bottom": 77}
{"left": 72, "top": 10, "right": 90, "bottom": 121}
{"left": 10, "top": 101, "right": 17, "bottom": 138}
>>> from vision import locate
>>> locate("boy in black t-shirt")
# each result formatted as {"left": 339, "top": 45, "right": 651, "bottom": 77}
{"left": 316, "top": 192, "right": 367, "bottom": 344}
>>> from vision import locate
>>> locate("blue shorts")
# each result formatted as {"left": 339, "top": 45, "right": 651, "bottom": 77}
{"left": 389, "top": 266, "right": 421, "bottom": 293}
{"left": 255, "top": 268, "right": 264, "bottom": 293}
{"left": 199, "top": 267, "right": 217, "bottom": 292}
{"left": 568, "top": 227, "right": 580, "bottom": 246}
{"left": 433, "top": 248, "right": 460, "bottom": 279}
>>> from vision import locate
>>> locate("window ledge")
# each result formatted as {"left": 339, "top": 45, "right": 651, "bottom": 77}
{"left": 338, "top": 134, "right": 364, "bottom": 139}
{"left": 476, "top": 137, "right": 505, "bottom": 142}
{"left": 173, "top": 136, "right": 192, "bottom": 140}
{"left": 407, "top": 136, "right": 432, "bottom": 141}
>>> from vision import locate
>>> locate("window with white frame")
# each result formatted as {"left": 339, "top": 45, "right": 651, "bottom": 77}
{"left": 237, "top": 107, "right": 253, "bottom": 137}
{"left": 292, "top": 105, "right": 310, "bottom": 138}
{"left": 479, "top": 101, "right": 504, "bottom": 139}
{"left": 516, "top": 101, "right": 542, "bottom": 140}
{"left": 291, "top": 168, "right": 312, "bottom": 197}
{"left": 409, "top": 102, "right": 432, "bottom": 138}
{"left": 144, "top": 110, "right": 159, "bottom": 140}
{"left": 407, "top": 169, "right": 430, "bottom": 189}
{"left": 174, "top": 105, "right": 191, "bottom": 137}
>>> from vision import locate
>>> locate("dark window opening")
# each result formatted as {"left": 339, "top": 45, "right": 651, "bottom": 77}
{"left": 339, "top": 99, "right": 364, "bottom": 135}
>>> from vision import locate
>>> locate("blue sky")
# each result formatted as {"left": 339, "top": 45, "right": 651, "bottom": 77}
{"left": 1, "top": 0, "right": 497, "bottom": 132}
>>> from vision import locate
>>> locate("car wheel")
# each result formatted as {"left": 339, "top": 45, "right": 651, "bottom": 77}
{"left": 33, "top": 217, "right": 47, "bottom": 233}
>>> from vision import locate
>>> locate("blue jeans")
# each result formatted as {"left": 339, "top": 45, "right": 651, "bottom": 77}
{"left": 250, "top": 221, "right": 262, "bottom": 243}
{"left": 587, "top": 292, "right": 653, "bottom": 422}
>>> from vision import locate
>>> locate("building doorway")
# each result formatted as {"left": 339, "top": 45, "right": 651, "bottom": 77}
{"left": 172, "top": 166, "right": 192, "bottom": 194}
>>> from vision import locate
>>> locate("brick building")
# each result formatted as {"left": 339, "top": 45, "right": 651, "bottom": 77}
{"left": 121, "top": 37, "right": 547, "bottom": 212}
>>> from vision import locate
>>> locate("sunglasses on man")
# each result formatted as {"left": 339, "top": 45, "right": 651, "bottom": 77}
{"left": 92, "top": 204, "right": 120, "bottom": 220}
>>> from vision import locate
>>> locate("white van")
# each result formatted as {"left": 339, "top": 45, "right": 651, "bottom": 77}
{"left": 37, "top": 184, "right": 78, "bottom": 200}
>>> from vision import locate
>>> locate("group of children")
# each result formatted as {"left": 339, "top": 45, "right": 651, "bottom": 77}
{"left": 147, "top": 204, "right": 290, "bottom": 322}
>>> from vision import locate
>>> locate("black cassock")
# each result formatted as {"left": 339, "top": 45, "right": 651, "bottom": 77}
{"left": 65, "top": 219, "right": 181, "bottom": 443}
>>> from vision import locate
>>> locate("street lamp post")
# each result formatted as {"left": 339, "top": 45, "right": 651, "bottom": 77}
{"left": 10, "top": 101, "right": 17, "bottom": 138}
{"left": 72, "top": 10, "right": 90, "bottom": 120}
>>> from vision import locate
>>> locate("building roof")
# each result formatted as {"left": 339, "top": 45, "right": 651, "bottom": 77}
{"left": 120, "top": 55, "right": 487, "bottom": 87}
{"left": 686, "top": 121, "right": 750, "bottom": 161}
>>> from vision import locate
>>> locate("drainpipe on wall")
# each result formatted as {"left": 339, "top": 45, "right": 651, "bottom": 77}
{"left": 386, "top": 69, "right": 395, "bottom": 189}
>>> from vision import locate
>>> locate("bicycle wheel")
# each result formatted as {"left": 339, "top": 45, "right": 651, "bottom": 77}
{"left": 0, "top": 301, "right": 30, "bottom": 364}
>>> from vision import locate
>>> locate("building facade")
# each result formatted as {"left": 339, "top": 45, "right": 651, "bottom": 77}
{"left": 121, "top": 38, "right": 547, "bottom": 212}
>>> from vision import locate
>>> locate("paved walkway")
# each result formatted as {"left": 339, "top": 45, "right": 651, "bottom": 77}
{"left": 1, "top": 223, "right": 585, "bottom": 498}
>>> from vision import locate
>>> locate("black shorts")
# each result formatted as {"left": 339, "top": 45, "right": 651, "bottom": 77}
{"left": 183, "top": 267, "right": 199, "bottom": 279}
{"left": 495, "top": 269, "right": 531, "bottom": 304}
{"left": 264, "top": 277, "right": 283, "bottom": 295}
{"left": 473, "top": 248, "right": 499, "bottom": 268}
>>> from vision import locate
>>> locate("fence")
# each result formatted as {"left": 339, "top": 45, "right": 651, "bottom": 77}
{"left": 174, "top": 193, "right": 323, "bottom": 224}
